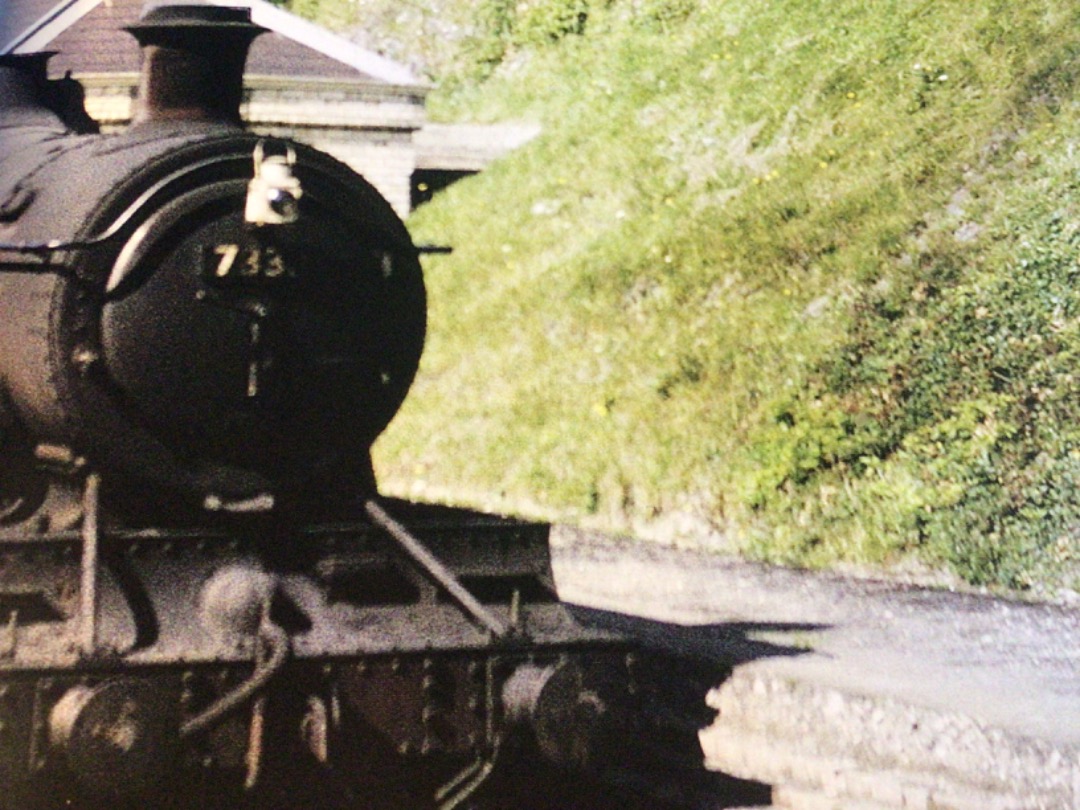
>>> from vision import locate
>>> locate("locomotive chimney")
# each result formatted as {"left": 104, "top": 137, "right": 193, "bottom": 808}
{"left": 125, "top": 4, "right": 265, "bottom": 128}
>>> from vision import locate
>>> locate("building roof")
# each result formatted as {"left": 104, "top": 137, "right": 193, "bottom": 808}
{"left": 0, "top": 0, "right": 63, "bottom": 52}
{"left": 414, "top": 122, "right": 542, "bottom": 172}
{"left": 2, "top": 0, "right": 424, "bottom": 87}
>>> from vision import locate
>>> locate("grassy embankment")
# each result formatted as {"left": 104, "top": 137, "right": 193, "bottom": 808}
{"left": 343, "top": 0, "right": 1079, "bottom": 598}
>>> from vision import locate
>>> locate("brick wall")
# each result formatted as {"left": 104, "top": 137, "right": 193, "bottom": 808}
{"left": 78, "top": 74, "right": 424, "bottom": 219}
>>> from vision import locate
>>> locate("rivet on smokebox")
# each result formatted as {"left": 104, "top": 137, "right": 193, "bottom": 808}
{"left": 71, "top": 345, "right": 100, "bottom": 374}
{"left": 198, "top": 564, "right": 276, "bottom": 640}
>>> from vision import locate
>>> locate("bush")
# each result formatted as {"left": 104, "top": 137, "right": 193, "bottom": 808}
{"left": 375, "top": 0, "right": 1080, "bottom": 597}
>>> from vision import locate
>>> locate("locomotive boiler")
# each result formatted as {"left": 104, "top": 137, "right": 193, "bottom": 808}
{"left": 0, "top": 6, "right": 632, "bottom": 808}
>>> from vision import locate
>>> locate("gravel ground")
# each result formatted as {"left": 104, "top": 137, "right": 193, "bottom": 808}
{"left": 548, "top": 529, "right": 1080, "bottom": 808}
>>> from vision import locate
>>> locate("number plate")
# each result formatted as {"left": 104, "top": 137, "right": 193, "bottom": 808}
{"left": 204, "top": 243, "right": 292, "bottom": 283}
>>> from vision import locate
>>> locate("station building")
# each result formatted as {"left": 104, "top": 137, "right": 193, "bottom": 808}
{"left": 2, "top": 0, "right": 537, "bottom": 217}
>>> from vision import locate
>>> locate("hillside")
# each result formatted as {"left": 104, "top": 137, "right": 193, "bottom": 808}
{"left": 309, "top": 0, "right": 1079, "bottom": 599}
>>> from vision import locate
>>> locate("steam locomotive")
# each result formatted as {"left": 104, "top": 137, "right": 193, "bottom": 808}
{"left": 0, "top": 6, "right": 632, "bottom": 807}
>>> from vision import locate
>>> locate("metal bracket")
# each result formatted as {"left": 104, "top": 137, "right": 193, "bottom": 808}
{"left": 364, "top": 499, "right": 511, "bottom": 640}
{"left": 78, "top": 472, "right": 100, "bottom": 657}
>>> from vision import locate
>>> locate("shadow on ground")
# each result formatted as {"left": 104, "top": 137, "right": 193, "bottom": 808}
{"left": 559, "top": 606, "right": 831, "bottom": 809}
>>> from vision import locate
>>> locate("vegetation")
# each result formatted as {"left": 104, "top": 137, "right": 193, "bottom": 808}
{"left": 304, "top": 0, "right": 1080, "bottom": 598}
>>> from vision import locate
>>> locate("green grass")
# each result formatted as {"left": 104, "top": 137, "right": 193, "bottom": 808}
{"left": 341, "top": 0, "right": 1080, "bottom": 598}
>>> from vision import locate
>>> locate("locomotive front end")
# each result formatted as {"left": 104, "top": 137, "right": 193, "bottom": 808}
{"left": 0, "top": 5, "right": 426, "bottom": 516}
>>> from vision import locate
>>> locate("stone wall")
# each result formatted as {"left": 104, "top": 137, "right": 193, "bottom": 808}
{"left": 699, "top": 668, "right": 1079, "bottom": 810}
